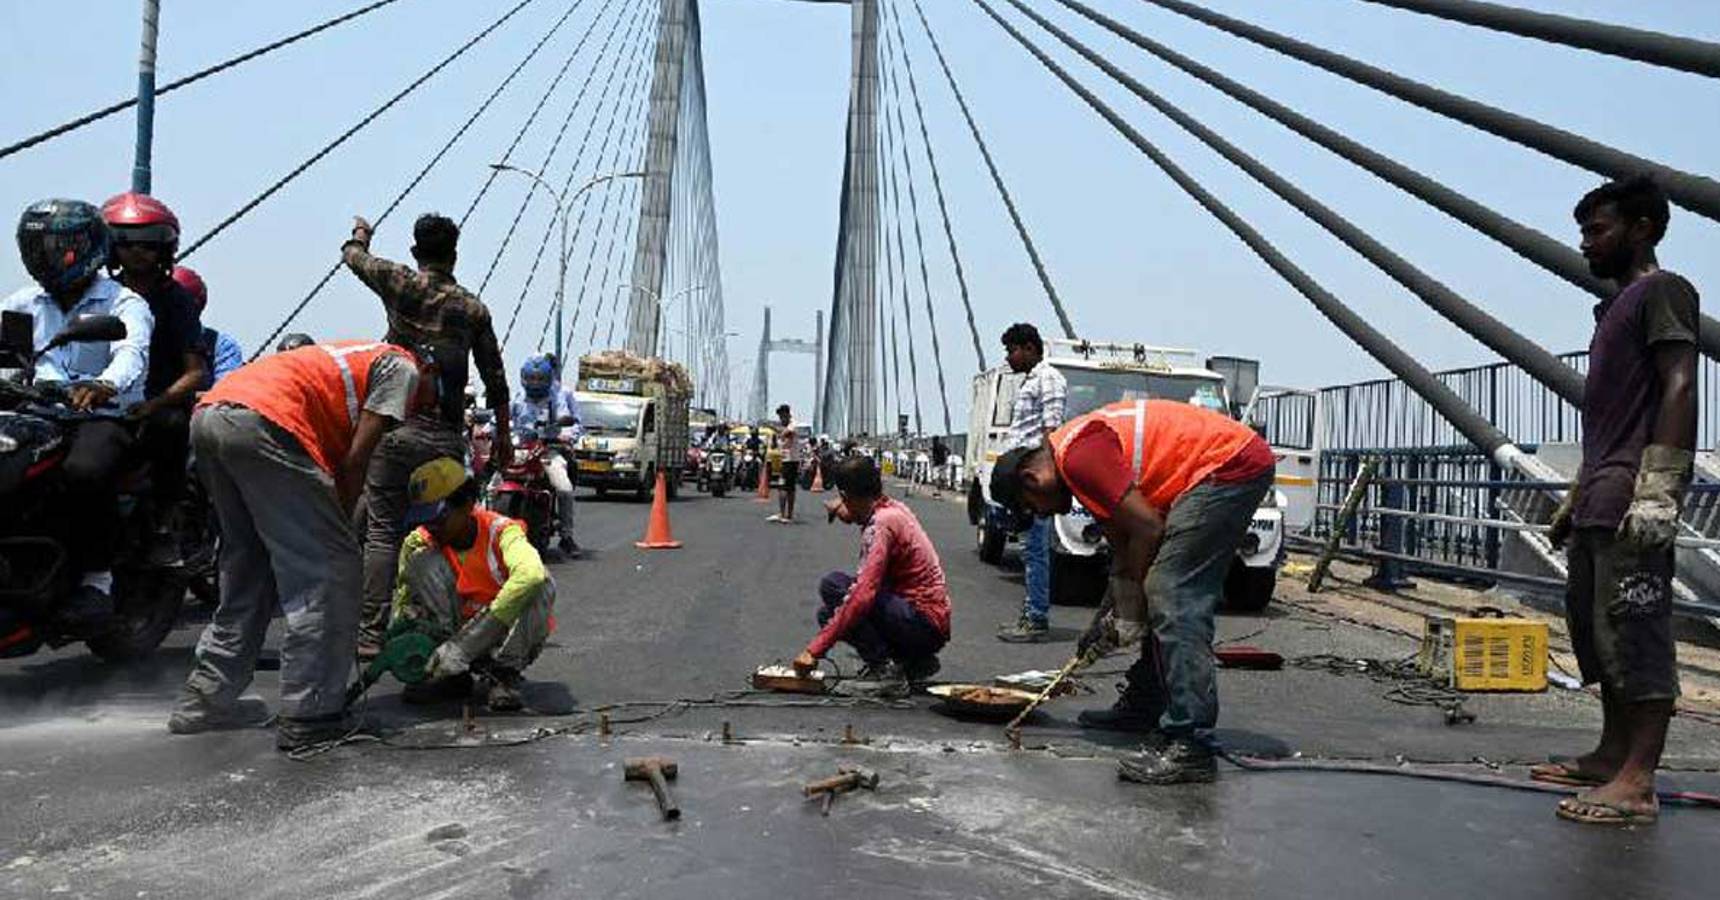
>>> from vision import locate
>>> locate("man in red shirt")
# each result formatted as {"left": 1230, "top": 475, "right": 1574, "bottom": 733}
{"left": 991, "top": 399, "right": 1274, "bottom": 784}
{"left": 792, "top": 457, "right": 951, "bottom": 697}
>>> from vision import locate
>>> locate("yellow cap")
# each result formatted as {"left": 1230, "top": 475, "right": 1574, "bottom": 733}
{"left": 404, "top": 457, "right": 471, "bottom": 527}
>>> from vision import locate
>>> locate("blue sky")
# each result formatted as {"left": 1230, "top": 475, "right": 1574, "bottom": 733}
{"left": 1, "top": 0, "right": 1715, "bottom": 432}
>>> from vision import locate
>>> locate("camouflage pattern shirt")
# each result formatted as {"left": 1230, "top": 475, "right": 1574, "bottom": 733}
{"left": 342, "top": 234, "right": 510, "bottom": 425}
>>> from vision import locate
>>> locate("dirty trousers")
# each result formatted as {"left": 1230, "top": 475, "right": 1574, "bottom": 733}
{"left": 398, "top": 549, "right": 554, "bottom": 672}
{"left": 359, "top": 418, "right": 466, "bottom": 646}
{"left": 184, "top": 405, "right": 361, "bottom": 719}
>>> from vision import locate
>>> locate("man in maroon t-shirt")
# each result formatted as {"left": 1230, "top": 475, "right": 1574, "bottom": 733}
{"left": 1538, "top": 176, "right": 1699, "bottom": 827}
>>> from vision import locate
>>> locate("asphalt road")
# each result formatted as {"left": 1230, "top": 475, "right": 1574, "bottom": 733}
{"left": 3, "top": 483, "right": 1720, "bottom": 899}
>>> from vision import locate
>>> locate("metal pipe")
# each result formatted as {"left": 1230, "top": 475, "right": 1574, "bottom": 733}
{"left": 132, "top": 0, "right": 162, "bottom": 194}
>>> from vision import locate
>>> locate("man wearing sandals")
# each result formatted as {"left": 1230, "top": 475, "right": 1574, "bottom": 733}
{"left": 1538, "top": 176, "right": 1700, "bottom": 826}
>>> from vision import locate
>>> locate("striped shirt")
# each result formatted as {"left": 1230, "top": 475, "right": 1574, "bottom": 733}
{"left": 1007, "top": 359, "right": 1067, "bottom": 449}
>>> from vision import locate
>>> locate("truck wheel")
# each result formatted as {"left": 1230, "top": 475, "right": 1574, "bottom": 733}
{"left": 1051, "top": 552, "right": 1107, "bottom": 607}
{"left": 966, "top": 480, "right": 985, "bottom": 526}
{"left": 1223, "top": 561, "right": 1275, "bottom": 613}
{"left": 87, "top": 570, "right": 185, "bottom": 662}
{"left": 976, "top": 523, "right": 1006, "bottom": 565}
{"left": 636, "top": 468, "right": 654, "bottom": 502}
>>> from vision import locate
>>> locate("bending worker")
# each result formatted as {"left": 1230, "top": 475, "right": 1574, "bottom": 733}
{"left": 989, "top": 398, "right": 1273, "bottom": 785}
{"left": 393, "top": 457, "right": 555, "bottom": 712}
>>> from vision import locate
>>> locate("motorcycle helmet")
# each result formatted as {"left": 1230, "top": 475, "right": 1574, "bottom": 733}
{"left": 171, "top": 265, "right": 208, "bottom": 315}
{"left": 100, "top": 192, "right": 180, "bottom": 270}
{"left": 275, "top": 332, "right": 315, "bottom": 353}
{"left": 16, "top": 199, "right": 110, "bottom": 294}
{"left": 520, "top": 354, "right": 554, "bottom": 402}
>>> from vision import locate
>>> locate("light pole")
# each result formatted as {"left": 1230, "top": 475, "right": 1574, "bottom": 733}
{"left": 618, "top": 282, "right": 707, "bottom": 360}
{"left": 489, "top": 164, "right": 645, "bottom": 368}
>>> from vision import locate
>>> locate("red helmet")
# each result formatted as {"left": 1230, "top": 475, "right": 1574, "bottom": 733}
{"left": 171, "top": 265, "right": 208, "bottom": 314}
{"left": 100, "top": 192, "right": 180, "bottom": 257}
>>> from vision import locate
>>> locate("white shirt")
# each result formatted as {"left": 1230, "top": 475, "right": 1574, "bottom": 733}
{"left": 1, "top": 275, "right": 153, "bottom": 408}
{"left": 1007, "top": 359, "right": 1067, "bottom": 450}
{"left": 778, "top": 420, "right": 804, "bottom": 463}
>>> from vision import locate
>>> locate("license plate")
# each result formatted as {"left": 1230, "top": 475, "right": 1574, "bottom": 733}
{"left": 579, "top": 460, "right": 611, "bottom": 473}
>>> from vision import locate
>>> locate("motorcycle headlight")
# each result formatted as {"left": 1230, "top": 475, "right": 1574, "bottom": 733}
{"left": 0, "top": 434, "right": 15, "bottom": 453}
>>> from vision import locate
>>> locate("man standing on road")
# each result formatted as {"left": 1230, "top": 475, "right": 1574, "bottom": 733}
{"left": 770, "top": 404, "right": 803, "bottom": 523}
{"left": 343, "top": 213, "right": 513, "bottom": 660}
{"left": 990, "top": 398, "right": 1274, "bottom": 784}
{"left": 996, "top": 323, "right": 1066, "bottom": 644}
{"left": 1535, "top": 176, "right": 1699, "bottom": 827}
{"left": 169, "top": 341, "right": 434, "bottom": 751}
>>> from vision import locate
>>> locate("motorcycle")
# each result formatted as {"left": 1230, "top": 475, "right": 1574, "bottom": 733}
{"left": 734, "top": 447, "right": 761, "bottom": 495}
{"left": 703, "top": 447, "right": 732, "bottom": 497}
{"left": 0, "top": 312, "right": 189, "bottom": 662}
{"left": 490, "top": 427, "right": 563, "bottom": 555}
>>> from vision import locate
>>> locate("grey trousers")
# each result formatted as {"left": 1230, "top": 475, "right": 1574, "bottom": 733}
{"left": 184, "top": 405, "right": 361, "bottom": 719}
{"left": 359, "top": 418, "right": 465, "bottom": 645}
{"left": 399, "top": 549, "right": 554, "bottom": 672}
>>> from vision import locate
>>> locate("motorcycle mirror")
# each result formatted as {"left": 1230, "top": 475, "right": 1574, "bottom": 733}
{"left": 1, "top": 311, "right": 32, "bottom": 355}
{"left": 42, "top": 314, "right": 125, "bottom": 354}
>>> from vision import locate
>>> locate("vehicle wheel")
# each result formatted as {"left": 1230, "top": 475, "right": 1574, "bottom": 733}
{"left": 636, "top": 468, "right": 654, "bottom": 502}
{"left": 87, "top": 570, "right": 185, "bottom": 662}
{"left": 976, "top": 522, "right": 1006, "bottom": 565}
{"left": 667, "top": 476, "right": 681, "bottom": 501}
{"left": 1223, "top": 561, "right": 1275, "bottom": 613}
{"left": 712, "top": 482, "right": 728, "bottom": 498}
{"left": 966, "top": 480, "right": 985, "bottom": 526}
{"left": 594, "top": 486, "right": 608, "bottom": 498}
{"left": 1050, "top": 552, "right": 1107, "bottom": 606}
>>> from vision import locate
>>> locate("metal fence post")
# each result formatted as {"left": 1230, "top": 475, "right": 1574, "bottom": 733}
{"left": 1309, "top": 456, "right": 1377, "bottom": 592}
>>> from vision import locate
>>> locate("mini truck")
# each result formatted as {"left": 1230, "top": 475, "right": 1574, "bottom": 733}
{"left": 572, "top": 350, "right": 692, "bottom": 500}
{"left": 965, "top": 340, "right": 1292, "bottom": 611}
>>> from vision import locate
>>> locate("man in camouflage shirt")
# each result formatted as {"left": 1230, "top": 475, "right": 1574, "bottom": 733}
{"left": 344, "top": 212, "right": 513, "bottom": 658}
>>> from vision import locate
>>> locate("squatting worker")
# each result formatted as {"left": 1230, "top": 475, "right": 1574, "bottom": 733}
{"left": 1537, "top": 176, "right": 1699, "bottom": 827}
{"left": 343, "top": 212, "right": 513, "bottom": 661}
{"left": 990, "top": 398, "right": 1274, "bottom": 785}
{"left": 792, "top": 457, "right": 950, "bottom": 697}
{"left": 169, "top": 341, "right": 435, "bottom": 752}
{"left": 391, "top": 458, "right": 555, "bottom": 713}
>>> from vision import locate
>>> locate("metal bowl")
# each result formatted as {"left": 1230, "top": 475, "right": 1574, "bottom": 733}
{"left": 926, "top": 683, "right": 1039, "bottom": 721}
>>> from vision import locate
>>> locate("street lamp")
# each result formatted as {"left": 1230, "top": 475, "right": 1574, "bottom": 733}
{"left": 617, "top": 282, "right": 708, "bottom": 359}
{"left": 488, "top": 164, "right": 645, "bottom": 368}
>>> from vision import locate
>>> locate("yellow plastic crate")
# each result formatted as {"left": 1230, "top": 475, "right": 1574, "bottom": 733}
{"left": 1417, "top": 614, "right": 1548, "bottom": 692}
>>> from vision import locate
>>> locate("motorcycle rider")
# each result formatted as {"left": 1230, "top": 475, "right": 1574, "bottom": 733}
{"left": 172, "top": 266, "right": 245, "bottom": 386}
{"left": 2, "top": 199, "right": 153, "bottom": 626}
{"left": 509, "top": 354, "right": 581, "bottom": 558}
{"left": 101, "top": 192, "right": 209, "bottom": 566}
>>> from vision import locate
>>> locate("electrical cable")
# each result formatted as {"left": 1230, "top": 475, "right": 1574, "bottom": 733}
{"left": 180, "top": 0, "right": 539, "bottom": 263}
{"left": 247, "top": 0, "right": 581, "bottom": 358}
{"left": 0, "top": 0, "right": 412, "bottom": 162}
{"left": 909, "top": 0, "right": 1077, "bottom": 341}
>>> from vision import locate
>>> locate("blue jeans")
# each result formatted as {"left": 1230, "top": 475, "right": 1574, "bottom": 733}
{"left": 1023, "top": 516, "right": 1052, "bottom": 623}
{"left": 818, "top": 571, "right": 946, "bottom": 666}
{"left": 1131, "top": 472, "right": 1274, "bottom": 738}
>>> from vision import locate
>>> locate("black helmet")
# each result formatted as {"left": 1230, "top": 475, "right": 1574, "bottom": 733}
{"left": 17, "top": 199, "right": 109, "bottom": 294}
{"left": 275, "top": 332, "right": 314, "bottom": 353}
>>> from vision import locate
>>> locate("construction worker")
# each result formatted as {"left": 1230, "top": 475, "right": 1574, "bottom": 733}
{"left": 989, "top": 398, "right": 1274, "bottom": 784}
{"left": 169, "top": 341, "right": 435, "bottom": 751}
{"left": 393, "top": 457, "right": 554, "bottom": 712}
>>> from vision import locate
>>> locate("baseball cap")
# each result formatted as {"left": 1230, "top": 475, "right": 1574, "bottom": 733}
{"left": 403, "top": 457, "right": 472, "bottom": 529}
{"left": 989, "top": 445, "right": 1037, "bottom": 514}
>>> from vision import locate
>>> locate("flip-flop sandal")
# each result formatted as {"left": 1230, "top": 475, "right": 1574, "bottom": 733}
{"left": 1530, "top": 760, "right": 1609, "bottom": 787}
{"left": 1556, "top": 796, "right": 1659, "bottom": 826}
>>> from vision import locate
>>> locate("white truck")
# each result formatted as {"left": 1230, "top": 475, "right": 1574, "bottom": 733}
{"left": 965, "top": 340, "right": 1304, "bottom": 611}
{"left": 572, "top": 350, "right": 693, "bottom": 500}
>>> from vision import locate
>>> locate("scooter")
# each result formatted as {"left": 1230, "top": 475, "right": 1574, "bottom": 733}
{"left": 703, "top": 447, "right": 732, "bottom": 498}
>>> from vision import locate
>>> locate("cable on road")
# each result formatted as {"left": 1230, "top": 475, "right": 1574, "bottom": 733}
{"left": 179, "top": 0, "right": 541, "bottom": 263}
{"left": 1049, "top": 0, "right": 1720, "bottom": 363}
{"left": 1134, "top": 0, "right": 1720, "bottom": 223}
{"left": 250, "top": 0, "right": 587, "bottom": 358}
{"left": 0, "top": 0, "right": 412, "bottom": 163}
{"left": 909, "top": 0, "right": 1078, "bottom": 342}
{"left": 1007, "top": 0, "right": 1586, "bottom": 406}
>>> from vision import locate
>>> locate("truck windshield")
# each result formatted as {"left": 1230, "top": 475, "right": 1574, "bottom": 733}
{"left": 581, "top": 399, "right": 644, "bottom": 436}
{"left": 1056, "top": 367, "right": 1225, "bottom": 417}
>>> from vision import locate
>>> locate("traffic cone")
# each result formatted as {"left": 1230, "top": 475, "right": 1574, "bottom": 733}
{"left": 809, "top": 463, "right": 825, "bottom": 493}
{"left": 635, "top": 471, "right": 683, "bottom": 549}
{"left": 753, "top": 458, "right": 772, "bottom": 502}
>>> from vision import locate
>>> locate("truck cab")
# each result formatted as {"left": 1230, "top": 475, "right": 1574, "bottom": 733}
{"left": 573, "top": 351, "right": 691, "bottom": 500}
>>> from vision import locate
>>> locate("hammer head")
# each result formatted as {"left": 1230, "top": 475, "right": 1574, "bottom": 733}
{"left": 623, "top": 756, "right": 678, "bottom": 780}
{"left": 840, "top": 766, "right": 879, "bottom": 790}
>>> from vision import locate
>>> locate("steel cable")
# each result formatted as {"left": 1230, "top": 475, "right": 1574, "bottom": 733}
{"left": 879, "top": 58, "right": 924, "bottom": 436}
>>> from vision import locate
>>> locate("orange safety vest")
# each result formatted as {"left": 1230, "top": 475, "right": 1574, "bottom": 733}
{"left": 1049, "top": 399, "right": 1260, "bottom": 513}
{"left": 417, "top": 508, "right": 523, "bottom": 620}
{"left": 201, "top": 341, "right": 413, "bottom": 474}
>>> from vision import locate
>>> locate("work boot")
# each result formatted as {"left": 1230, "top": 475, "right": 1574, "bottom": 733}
{"left": 167, "top": 691, "right": 271, "bottom": 735}
{"left": 900, "top": 654, "right": 941, "bottom": 688}
{"left": 478, "top": 667, "right": 526, "bottom": 712}
{"left": 1077, "top": 679, "right": 1166, "bottom": 734}
{"left": 276, "top": 712, "right": 354, "bottom": 752}
{"left": 57, "top": 585, "right": 115, "bottom": 637}
{"left": 996, "top": 616, "right": 1050, "bottom": 643}
{"left": 1117, "top": 738, "right": 1217, "bottom": 785}
{"left": 848, "top": 660, "right": 910, "bottom": 700}
{"left": 557, "top": 535, "right": 582, "bottom": 558}
{"left": 400, "top": 673, "right": 474, "bottom": 705}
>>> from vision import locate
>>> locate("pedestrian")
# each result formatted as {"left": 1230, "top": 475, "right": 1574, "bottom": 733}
{"left": 995, "top": 322, "right": 1067, "bottom": 644}
{"left": 792, "top": 457, "right": 950, "bottom": 697}
{"left": 1535, "top": 175, "right": 1699, "bottom": 827}
{"left": 511, "top": 353, "right": 581, "bottom": 558}
{"left": 343, "top": 212, "right": 513, "bottom": 660}
{"left": 169, "top": 340, "right": 436, "bottom": 750}
{"left": 3, "top": 199, "right": 153, "bottom": 628}
{"left": 989, "top": 398, "right": 1275, "bottom": 784}
{"left": 391, "top": 457, "right": 555, "bottom": 712}
{"left": 930, "top": 435, "right": 950, "bottom": 497}
{"left": 769, "top": 403, "right": 802, "bottom": 523}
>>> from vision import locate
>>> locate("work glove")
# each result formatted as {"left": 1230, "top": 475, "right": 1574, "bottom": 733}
{"left": 1077, "top": 577, "right": 1149, "bottom": 663}
{"left": 1618, "top": 444, "right": 1693, "bottom": 552}
{"left": 1547, "top": 484, "right": 1577, "bottom": 551}
{"left": 426, "top": 610, "right": 510, "bottom": 680}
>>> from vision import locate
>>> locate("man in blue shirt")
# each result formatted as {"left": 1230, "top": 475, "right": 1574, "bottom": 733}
{"left": 511, "top": 354, "right": 582, "bottom": 557}
{"left": 2, "top": 199, "right": 153, "bottom": 622}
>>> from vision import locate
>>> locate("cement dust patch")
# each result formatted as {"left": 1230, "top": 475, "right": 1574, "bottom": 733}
{"left": 0, "top": 773, "right": 546, "bottom": 899}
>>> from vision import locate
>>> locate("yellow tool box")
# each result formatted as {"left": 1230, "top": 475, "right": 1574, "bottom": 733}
{"left": 1417, "top": 610, "right": 1548, "bottom": 692}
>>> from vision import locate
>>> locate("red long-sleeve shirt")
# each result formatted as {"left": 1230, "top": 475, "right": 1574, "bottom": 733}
{"left": 806, "top": 497, "right": 951, "bottom": 658}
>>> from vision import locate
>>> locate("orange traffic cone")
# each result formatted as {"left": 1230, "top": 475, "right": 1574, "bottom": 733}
{"left": 809, "top": 463, "right": 825, "bottom": 493}
{"left": 753, "top": 458, "right": 772, "bottom": 502}
{"left": 635, "top": 471, "right": 683, "bottom": 549}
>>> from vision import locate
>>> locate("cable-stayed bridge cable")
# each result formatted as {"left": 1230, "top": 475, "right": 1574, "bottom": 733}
{"left": 880, "top": 55, "right": 924, "bottom": 436}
